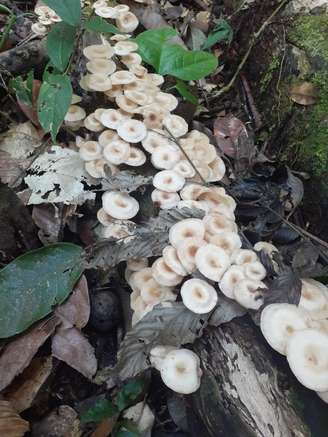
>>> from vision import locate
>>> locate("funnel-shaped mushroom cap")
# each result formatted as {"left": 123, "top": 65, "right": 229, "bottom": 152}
{"left": 180, "top": 184, "right": 210, "bottom": 201}
{"left": 162, "top": 245, "right": 188, "bottom": 276}
{"left": 203, "top": 213, "right": 237, "bottom": 235}
{"left": 195, "top": 244, "right": 231, "bottom": 282}
{"left": 84, "top": 113, "right": 104, "bottom": 132}
{"left": 286, "top": 329, "right": 328, "bottom": 391}
{"left": 181, "top": 278, "right": 218, "bottom": 314}
{"left": 233, "top": 249, "right": 258, "bottom": 266}
{"left": 151, "top": 257, "right": 183, "bottom": 287}
{"left": 163, "top": 114, "right": 188, "bottom": 138}
{"left": 153, "top": 170, "right": 185, "bottom": 193}
{"left": 208, "top": 156, "right": 226, "bottom": 182}
{"left": 151, "top": 145, "right": 181, "bottom": 170}
{"left": 299, "top": 279, "right": 328, "bottom": 312}
{"left": 150, "top": 345, "right": 177, "bottom": 370}
{"left": 117, "top": 119, "right": 147, "bottom": 143}
{"left": 177, "top": 238, "right": 206, "bottom": 273}
{"left": 125, "top": 147, "right": 146, "bottom": 166}
{"left": 141, "top": 131, "right": 171, "bottom": 154}
{"left": 169, "top": 219, "right": 205, "bottom": 248}
{"left": 65, "top": 105, "right": 86, "bottom": 122}
{"left": 116, "top": 11, "right": 139, "bottom": 33}
{"left": 86, "top": 58, "right": 116, "bottom": 75}
{"left": 103, "top": 140, "right": 130, "bottom": 165}
{"left": 219, "top": 265, "right": 245, "bottom": 299}
{"left": 244, "top": 261, "right": 267, "bottom": 281}
{"left": 209, "top": 232, "right": 242, "bottom": 255}
{"left": 100, "top": 109, "right": 126, "bottom": 130}
{"left": 160, "top": 349, "right": 202, "bottom": 394}
{"left": 151, "top": 189, "right": 180, "bottom": 210}
{"left": 79, "top": 141, "right": 102, "bottom": 161}
{"left": 114, "top": 40, "right": 138, "bottom": 55}
{"left": 129, "top": 267, "right": 153, "bottom": 293}
{"left": 102, "top": 191, "right": 139, "bottom": 219}
{"left": 261, "top": 303, "right": 311, "bottom": 355}
{"left": 154, "top": 92, "right": 178, "bottom": 111}
{"left": 140, "top": 279, "right": 175, "bottom": 305}
{"left": 83, "top": 44, "right": 114, "bottom": 60}
{"left": 234, "top": 279, "right": 266, "bottom": 310}
{"left": 85, "top": 159, "right": 107, "bottom": 179}
{"left": 95, "top": 6, "right": 118, "bottom": 18}
{"left": 98, "top": 129, "right": 119, "bottom": 147}
{"left": 127, "top": 258, "right": 148, "bottom": 272}
{"left": 254, "top": 241, "right": 278, "bottom": 256}
{"left": 173, "top": 160, "right": 196, "bottom": 178}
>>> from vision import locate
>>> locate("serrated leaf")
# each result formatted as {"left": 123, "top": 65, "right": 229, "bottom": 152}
{"left": 47, "top": 22, "right": 77, "bottom": 72}
{"left": 175, "top": 80, "right": 198, "bottom": 105}
{"left": 43, "top": 0, "right": 81, "bottom": 26}
{"left": 84, "top": 16, "right": 119, "bottom": 34}
{"left": 101, "top": 171, "right": 152, "bottom": 193}
{"left": 85, "top": 208, "right": 204, "bottom": 270}
{"left": 0, "top": 243, "right": 83, "bottom": 339}
{"left": 202, "top": 19, "right": 233, "bottom": 50}
{"left": 37, "top": 74, "right": 72, "bottom": 141}
{"left": 114, "top": 303, "right": 209, "bottom": 380}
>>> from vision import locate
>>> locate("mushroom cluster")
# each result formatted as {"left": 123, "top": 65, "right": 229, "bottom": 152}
{"left": 260, "top": 279, "right": 328, "bottom": 401}
{"left": 32, "top": 4, "right": 63, "bottom": 36}
{"left": 93, "top": 2, "right": 140, "bottom": 32}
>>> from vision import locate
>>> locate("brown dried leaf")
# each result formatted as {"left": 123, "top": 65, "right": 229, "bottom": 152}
{"left": 0, "top": 316, "right": 59, "bottom": 392}
{"left": 289, "top": 82, "right": 318, "bottom": 106}
{"left": 52, "top": 327, "right": 97, "bottom": 380}
{"left": 55, "top": 275, "right": 90, "bottom": 329}
{"left": 4, "top": 357, "right": 52, "bottom": 413}
{"left": 213, "top": 114, "right": 249, "bottom": 158}
{"left": 31, "top": 405, "right": 78, "bottom": 437}
{"left": 0, "top": 151, "right": 32, "bottom": 188}
{"left": 0, "top": 400, "right": 29, "bottom": 437}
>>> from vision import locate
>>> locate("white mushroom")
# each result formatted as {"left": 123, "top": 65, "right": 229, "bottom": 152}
{"left": 151, "top": 257, "right": 183, "bottom": 286}
{"left": 151, "top": 190, "right": 180, "bottom": 209}
{"left": 140, "top": 279, "right": 175, "bottom": 305}
{"left": 79, "top": 141, "right": 102, "bottom": 161}
{"left": 147, "top": 73, "right": 165, "bottom": 86}
{"left": 86, "top": 74, "right": 112, "bottom": 92}
{"left": 150, "top": 345, "right": 177, "bottom": 371}
{"left": 97, "top": 208, "right": 113, "bottom": 227}
{"left": 125, "top": 90, "right": 152, "bottom": 106}
{"left": 208, "top": 157, "right": 226, "bottom": 182}
{"left": 64, "top": 105, "right": 86, "bottom": 125}
{"left": 254, "top": 241, "right": 278, "bottom": 256}
{"left": 100, "top": 109, "right": 126, "bottom": 129}
{"left": 31, "top": 23, "right": 48, "bottom": 36}
{"left": 203, "top": 213, "right": 237, "bottom": 236}
{"left": 299, "top": 279, "right": 328, "bottom": 313}
{"left": 98, "top": 129, "right": 119, "bottom": 147}
{"left": 121, "top": 52, "right": 142, "bottom": 67}
{"left": 116, "top": 11, "right": 139, "bottom": 33}
{"left": 83, "top": 44, "right": 114, "bottom": 60}
{"left": 102, "top": 191, "right": 139, "bottom": 219}
{"left": 154, "top": 92, "right": 178, "bottom": 111}
{"left": 116, "top": 95, "right": 139, "bottom": 114}
{"left": 86, "top": 58, "right": 116, "bottom": 75}
{"left": 160, "top": 349, "right": 202, "bottom": 394}
{"left": 195, "top": 244, "right": 231, "bottom": 282}
{"left": 173, "top": 160, "right": 196, "bottom": 178}
{"left": 117, "top": 119, "right": 147, "bottom": 143}
{"left": 141, "top": 131, "right": 171, "bottom": 154}
{"left": 244, "top": 261, "right": 267, "bottom": 281}
{"left": 260, "top": 303, "right": 311, "bottom": 355}
{"left": 95, "top": 6, "right": 118, "bottom": 18}
{"left": 163, "top": 114, "right": 188, "bottom": 138}
{"left": 153, "top": 170, "right": 185, "bottom": 193}
{"left": 219, "top": 265, "right": 245, "bottom": 299}
{"left": 129, "top": 267, "right": 153, "bottom": 293}
{"left": 125, "top": 147, "right": 146, "bottom": 166}
{"left": 151, "top": 145, "right": 181, "bottom": 170}
{"left": 177, "top": 238, "right": 206, "bottom": 273}
{"left": 84, "top": 113, "right": 104, "bottom": 132}
{"left": 181, "top": 278, "right": 218, "bottom": 314}
{"left": 234, "top": 279, "right": 266, "bottom": 310}
{"left": 286, "top": 329, "right": 328, "bottom": 391}
{"left": 162, "top": 246, "right": 188, "bottom": 276}
{"left": 123, "top": 402, "right": 154, "bottom": 434}
{"left": 169, "top": 219, "right": 205, "bottom": 248}
{"left": 114, "top": 40, "right": 138, "bottom": 55}
{"left": 111, "top": 70, "right": 136, "bottom": 85}
{"left": 209, "top": 232, "right": 242, "bottom": 255}
{"left": 103, "top": 140, "right": 130, "bottom": 165}
{"left": 127, "top": 258, "right": 148, "bottom": 272}
{"left": 233, "top": 249, "right": 258, "bottom": 265}
{"left": 85, "top": 159, "right": 107, "bottom": 179}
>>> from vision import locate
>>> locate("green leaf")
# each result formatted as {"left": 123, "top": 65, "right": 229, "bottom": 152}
{"left": 81, "top": 400, "right": 118, "bottom": 423}
{"left": 84, "top": 16, "right": 119, "bottom": 34}
{"left": 202, "top": 19, "right": 233, "bottom": 50}
{"left": 175, "top": 80, "right": 198, "bottom": 105}
{"left": 159, "top": 44, "right": 218, "bottom": 81}
{"left": 115, "top": 380, "right": 144, "bottom": 412}
{"left": 136, "top": 27, "right": 178, "bottom": 70}
{"left": 43, "top": 0, "right": 81, "bottom": 26}
{"left": 0, "top": 243, "right": 83, "bottom": 339}
{"left": 47, "top": 22, "right": 77, "bottom": 71}
{"left": 37, "top": 73, "right": 72, "bottom": 141}
{"left": 9, "top": 72, "right": 34, "bottom": 106}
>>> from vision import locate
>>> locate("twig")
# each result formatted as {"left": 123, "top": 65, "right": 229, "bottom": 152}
{"left": 240, "top": 73, "right": 262, "bottom": 129}
{"left": 214, "top": 0, "right": 291, "bottom": 98}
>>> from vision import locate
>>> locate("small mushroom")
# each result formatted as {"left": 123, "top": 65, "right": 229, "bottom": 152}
{"left": 177, "top": 238, "right": 206, "bottom": 273}
{"left": 85, "top": 159, "right": 107, "bottom": 179}
{"left": 111, "top": 70, "right": 136, "bottom": 85}
{"left": 129, "top": 64, "right": 148, "bottom": 78}
{"left": 233, "top": 249, "right": 258, "bottom": 266}
{"left": 151, "top": 145, "right": 181, "bottom": 170}
{"left": 286, "top": 328, "right": 328, "bottom": 391}
{"left": 31, "top": 23, "right": 48, "bottom": 36}
{"left": 83, "top": 44, "right": 114, "bottom": 60}
{"left": 95, "top": 6, "right": 118, "bottom": 18}
{"left": 141, "top": 130, "right": 171, "bottom": 154}
{"left": 129, "top": 267, "right": 153, "bottom": 293}
{"left": 103, "top": 139, "right": 131, "bottom": 165}
{"left": 86, "top": 58, "right": 116, "bottom": 75}
{"left": 79, "top": 141, "right": 102, "bottom": 161}
{"left": 260, "top": 303, "right": 311, "bottom": 355}
{"left": 163, "top": 114, "right": 188, "bottom": 138}
{"left": 234, "top": 279, "right": 266, "bottom": 310}
{"left": 114, "top": 40, "right": 138, "bottom": 55}
{"left": 159, "top": 349, "right": 202, "bottom": 394}
{"left": 121, "top": 52, "right": 142, "bottom": 67}
{"left": 299, "top": 279, "right": 328, "bottom": 312}
{"left": 125, "top": 90, "right": 153, "bottom": 106}
{"left": 140, "top": 279, "right": 175, "bottom": 305}
{"left": 86, "top": 74, "right": 112, "bottom": 92}
{"left": 125, "top": 147, "right": 146, "bottom": 166}
{"left": 100, "top": 109, "right": 126, "bottom": 129}
{"left": 116, "top": 95, "right": 139, "bottom": 113}
{"left": 147, "top": 73, "right": 165, "bottom": 86}
{"left": 180, "top": 183, "right": 209, "bottom": 201}
{"left": 102, "top": 191, "right": 139, "bottom": 219}
{"left": 64, "top": 105, "right": 86, "bottom": 126}
{"left": 181, "top": 278, "right": 218, "bottom": 314}
{"left": 195, "top": 244, "right": 231, "bottom": 282}
{"left": 177, "top": 200, "right": 209, "bottom": 213}
{"left": 209, "top": 232, "right": 242, "bottom": 255}
{"left": 153, "top": 170, "right": 185, "bottom": 193}
{"left": 254, "top": 241, "right": 278, "bottom": 255}
{"left": 84, "top": 113, "right": 104, "bottom": 132}
{"left": 117, "top": 119, "right": 147, "bottom": 143}
{"left": 203, "top": 213, "right": 237, "bottom": 236}
{"left": 127, "top": 258, "right": 148, "bottom": 272}
{"left": 97, "top": 208, "right": 113, "bottom": 226}
{"left": 150, "top": 345, "right": 176, "bottom": 370}
{"left": 151, "top": 189, "right": 180, "bottom": 209}
{"left": 151, "top": 257, "right": 183, "bottom": 286}
{"left": 169, "top": 218, "right": 205, "bottom": 248}
{"left": 219, "top": 265, "right": 245, "bottom": 299}
{"left": 173, "top": 160, "right": 196, "bottom": 179}
{"left": 98, "top": 129, "right": 119, "bottom": 147}
{"left": 208, "top": 156, "right": 226, "bottom": 182}
{"left": 162, "top": 245, "right": 188, "bottom": 276}
{"left": 154, "top": 92, "right": 178, "bottom": 111}
{"left": 244, "top": 261, "right": 267, "bottom": 281}
{"left": 116, "top": 11, "right": 139, "bottom": 33}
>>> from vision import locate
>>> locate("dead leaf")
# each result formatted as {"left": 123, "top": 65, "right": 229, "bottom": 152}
{"left": 0, "top": 150, "right": 32, "bottom": 188}
{"left": 4, "top": 357, "right": 53, "bottom": 413}
{"left": 92, "top": 418, "right": 117, "bottom": 437}
{"left": 17, "top": 80, "right": 42, "bottom": 127}
{"left": 289, "top": 82, "right": 318, "bottom": 105}
{"left": 55, "top": 275, "right": 90, "bottom": 329}
{"left": 52, "top": 327, "right": 97, "bottom": 380}
{"left": 213, "top": 114, "right": 249, "bottom": 158}
{"left": 0, "top": 400, "right": 29, "bottom": 437}
{"left": 31, "top": 405, "right": 78, "bottom": 437}
{"left": 0, "top": 316, "right": 60, "bottom": 391}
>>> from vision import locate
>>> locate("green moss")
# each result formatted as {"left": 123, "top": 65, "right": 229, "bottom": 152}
{"left": 260, "top": 55, "right": 281, "bottom": 93}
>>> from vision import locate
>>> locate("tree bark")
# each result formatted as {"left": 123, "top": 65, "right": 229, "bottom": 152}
{"left": 0, "top": 40, "right": 46, "bottom": 75}
{"left": 191, "top": 318, "right": 310, "bottom": 437}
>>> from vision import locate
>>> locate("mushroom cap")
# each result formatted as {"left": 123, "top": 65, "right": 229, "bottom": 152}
{"left": 114, "top": 4, "right": 130, "bottom": 13}
{"left": 117, "top": 119, "right": 147, "bottom": 143}
{"left": 244, "top": 261, "right": 267, "bottom": 281}
{"left": 147, "top": 73, "right": 165, "bottom": 86}
{"left": 169, "top": 219, "right": 205, "bottom": 248}
{"left": 234, "top": 279, "right": 265, "bottom": 310}
{"left": 121, "top": 52, "right": 142, "bottom": 67}
{"left": 299, "top": 279, "right": 328, "bottom": 312}
{"left": 111, "top": 70, "right": 136, "bottom": 85}
{"left": 97, "top": 208, "right": 113, "bottom": 226}
{"left": 151, "top": 145, "right": 181, "bottom": 170}
{"left": 125, "top": 90, "right": 153, "bottom": 106}
{"left": 160, "top": 349, "right": 202, "bottom": 394}
{"left": 125, "top": 147, "right": 147, "bottom": 166}
{"left": 151, "top": 257, "right": 183, "bottom": 286}
{"left": 254, "top": 241, "right": 278, "bottom": 256}
{"left": 286, "top": 328, "right": 328, "bottom": 391}
{"left": 163, "top": 245, "right": 188, "bottom": 276}
{"left": 85, "top": 159, "right": 107, "bottom": 179}
{"left": 102, "top": 222, "right": 134, "bottom": 240}
{"left": 84, "top": 113, "right": 104, "bottom": 132}
{"left": 180, "top": 183, "right": 210, "bottom": 201}
{"left": 181, "top": 278, "right": 218, "bottom": 314}
{"left": 116, "top": 11, "right": 139, "bottom": 33}
{"left": 129, "top": 267, "right": 153, "bottom": 293}
{"left": 116, "top": 95, "right": 139, "bottom": 113}
{"left": 151, "top": 189, "right": 180, "bottom": 210}
{"left": 163, "top": 114, "right": 188, "bottom": 138}
{"left": 140, "top": 279, "right": 175, "bottom": 305}
{"left": 95, "top": 5, "right": 118, "bottom": 18}
{"left": 153, "top": 170, "right": 185, "bottom": 193}
{"left": 114, "top": 40, "right": 138, "bottom": 55}
{"left": 123, "top": 402, "right": 154, "bottom": 434}
{"left": 195, "top": 244, "right": 231, "bottom": 282}
{"left": 154, "top": 92, "right": 178, "bottom": 111}
{"left": 203, "top": 213, "right": 237, "bottom": 236}
{"left": 86, "top": 58, "right": 116, "bottom": 75}
{"left": 103, "top": 139, "right": 131, "bottom": 165}
{"left": 71, "top": 94, "right": 82, "bottom": 104}
{"left": 79, "top": 141, "right": 102, "bottom": 161}
{"left": 232, "top": 249, "right": 258, "bottom": 265}
{"left": 209, "top": 231, "right": 242, "bottom": 255}
{"left": 261, "top": 303, "right": 310, "bottom": 355}
{"left": 177, "top": 238, "right": 206, "bottom": 273}
{"left": 219, "top": 265, "right": 245, "bottom": 299}
{"left": 102, "top": 191, "right": 139, "bottom": 220}
{"left": 98, "top": 129, "right": 119, "bottom": 147}
{"left": 141, "top": 130, "right": 172, "bottom": 154}
{"left": 100, "top": 109, "right": 126, "bottom": 130}
{"left": 64, "top": 105, "right": 86, "bottom": 122}
{"left": 86, "top": 74, "right": 112, "bottom": 92}
{"left": 127, "top": 258, "right": 148, "bottom": 272}
{"left": 173, "top": 160, "right": 196, "bottom": 178}
{"left": 208, "top": 156, "right": 226, "bottom": 182}
{"left": 129, "top": 64, "right": 148, "bottom": 78}
{"left": 150, "top": 345, "right": 177, "bottom": 370}
{"left": 83, "top": 44, "right": 114, "bottom": 60}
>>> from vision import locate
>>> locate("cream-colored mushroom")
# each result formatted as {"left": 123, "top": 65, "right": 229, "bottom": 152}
{"left": 127, "top": 258, "right": 148, "bottom": 272}
{"left": 147, "top": 73, "right": 165, "bottom": 86}
{"left": 129, "top": 64, "right": 148, "bottom": 78}
{"left": 219, "top": 265, "right": 246, "bottom": 299}
{"left": 140, "top": 279, "right": 175, "bottom": 305}
{"left": 233, "top": 249, "right": 258, "bottom": 265}
{"left": 125, "top": 147, "right": 146, "bottom": 166}
{"left": 234, "top": 279, "right": 266, "bottom": 310}
{"left": 114, "top": 40, "right": 138, "bottom": 55}
{"left": 31, "top": 23, "right": 48, "bottom": 36}
{"left": 64, "top": 105, "right": 86, "bottom": 126}
{"left": 151, "top": 145, "right": 181, "bottom": 170}
{"left": 151, "top": 190, "right": 180, "bottom": 209}
{"left": 129, "top": 267, "right": 153, "bottom": 293}
{"left": 84, "top": 113, "right": 104, "bottom": 132}
{"left": 163, "top": 114, "right": 188, "bottom": 138}
{"left": 114, "top": 4, "right": 130, "bottom": 13}
{"left": 71, "top": 94, "right": 82, "bottom": 104}
{"left": 95, "top": 6, "right": 118, "bottom": 18}
{"left": 116, "top": 95, "right": 139, "bottom": 114}
{"left": 141, "top": 131, "right": 171, "bottom": 154}
{"left": 116, "top": 11, "right": 139, "bottom": 33}
{"left": 86, "top": 74, "right": 112, "bottom": 92}
{"left": 103, "top": 140, "right": 131, "bottom": 165}
{"left": 203, "top": 213, "right": 237, "bottom": 236}
{"left": 181, "top": 278, "right": 218, "bottom": 314}
{"left": 173, "top": 160, "right": 196, "bottom": 178}
{"left": 79, "top": 141, "right": 102, "bottom": 161}
{"left": 102, "top": 222, "right": 134, "bottom": 239}
{"left": 154, "top": 92, "right": 178, "bottom": 112}
{"left": 177, "top": 200, "right": 209, "bottom": 213}
{"left": 169, "top": 219, "right": 205, "bottom": 248}
{"left": 153, "top": 170, "right": 185, "bottom": 193}
{"left": 180, "top": 183, "right": 209, "bottom": 201}
{"left": 195, "top": 244, "right": 231, "bottom": 281}
{"left": 83, "top": 44, "right": 114, "bottom": 60}
{"left": 97, "top": 208, "right": 113, "bottom": 227}
{"left": 151, "top": 257, "right": 183, "bottom": 286}
{"left": 299, "top": 279, "right": 328, "bottom": 313}
{"left": 102, "top": 191, "right": 139, "bottom": 219}
{"left": 86, "top": 58, "right": 116, "bottom": 75}
{"left": 208, "top": 156, "right": 226, "bottom": 182}
{"left": 162, "top": 245, "right": 188, "bottom": 276}
{"left": 98, "top": 129, "right": 119, "bottom": 147}
{"left": 100, "top": 109, "right": 126, "bottom": 130}
{"left": 125, "top": 90, "right": 153, "bottom": 106}
{"left": 85, "top": 159, "right": 107, "bottom": 179}
{"left": 111, "top": 70, "right": 136, "bottom": 85}
{"left": 209, "top": 232, "right": 242, "bottom": 255}
{"left": 149, "top": 345, "right": 177, "bottom": 371}
{"left": 177, "top": 238, "right": 206, "bottom": 273}
{"left": 117, "top": 119, "right": 147, "bottom": 143}
{"left": 244, "top": 261, "right": 267, "bottom": 281}
{"left": 121, "top": 52, "right": 142, "bottom": 67}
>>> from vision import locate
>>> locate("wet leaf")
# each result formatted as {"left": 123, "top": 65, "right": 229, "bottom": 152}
{"left": 292, "top": 241, "right": 320, "bottom": 275}
{"left": 213, "top": 114, "right": 251, "bottom": 159}
{"left": 0, "top": 400, "right": 29, "bottom": 437}
{"left": 263, "top": 269, "right": 302, "bottom": 306}
{"left": 289, "top": 81, "right": 318, "bottom": 105}
{"left": 285, "top": 168, "right": 304, "bottom": 210}
{"left": 209, "top": 295, "right": 246, "bottom": 326}
{"left": 0, "top": 243, "right": 83, "bottom": 338}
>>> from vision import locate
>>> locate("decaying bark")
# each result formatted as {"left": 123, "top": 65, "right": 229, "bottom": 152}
{"left": 0, "top": 40, "right": 46, "bottom": 75}
{"left": 192, "top": 318, "right": 310, "bottom": 437}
